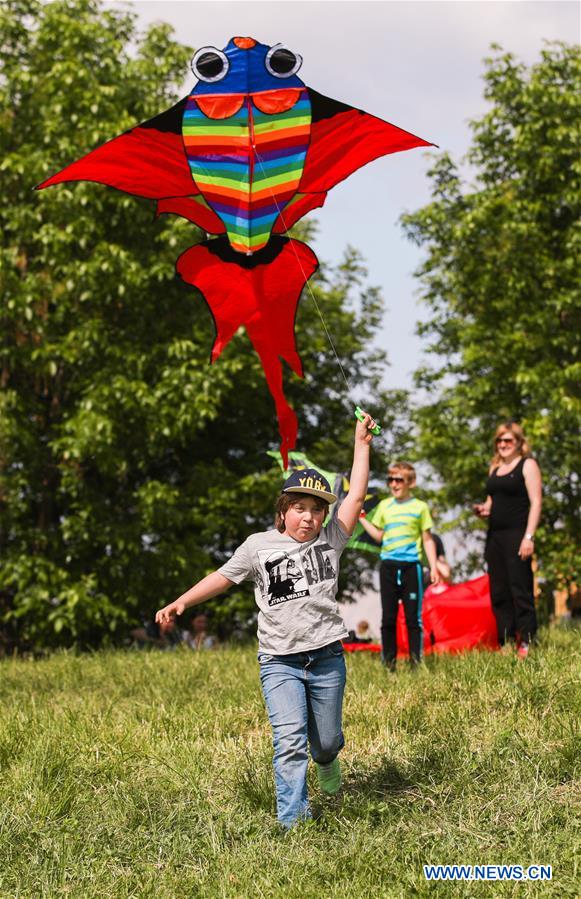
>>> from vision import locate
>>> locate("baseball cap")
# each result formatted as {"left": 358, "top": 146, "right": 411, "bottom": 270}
{"left": 281, "top": 468, "right": 337, "bottom": 503}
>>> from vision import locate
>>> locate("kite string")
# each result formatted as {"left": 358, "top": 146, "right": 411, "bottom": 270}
{"left": 252, "top": 147, "right": 354, "bottom": 397}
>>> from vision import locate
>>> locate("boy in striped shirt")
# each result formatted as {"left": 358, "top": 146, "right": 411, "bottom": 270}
{"left": 359, "top": 461, "right": 440, "bottom": 668}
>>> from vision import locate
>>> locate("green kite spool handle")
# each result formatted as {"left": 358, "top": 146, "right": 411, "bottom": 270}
{"left": 354, "top": 406, "right": 382, "bottom": 436}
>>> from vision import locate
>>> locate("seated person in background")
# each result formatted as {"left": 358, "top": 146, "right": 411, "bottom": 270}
{"left": 182, "top": 611, "right": 217, "bottom": 650}
{"left": 130, "top": 616, "right": 183, "bottom": 649}
{"left": 346, "top": 619, "right": 373, "bottom": 644}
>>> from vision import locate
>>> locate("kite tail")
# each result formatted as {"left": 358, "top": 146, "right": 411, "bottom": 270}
{"left": 176, "top": 235, "right": 319, "bottom": 467}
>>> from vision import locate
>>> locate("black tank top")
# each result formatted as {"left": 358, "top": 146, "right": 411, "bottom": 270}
{"left": 486, "top": 457, "right": 530, "bottom": 531}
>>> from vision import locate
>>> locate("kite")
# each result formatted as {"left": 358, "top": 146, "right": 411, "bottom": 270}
{"left": 37, "top": 37, "right": 434, "bottom": 464}
{"left": 343, "top": 575, "right": 498, "bottom": 657}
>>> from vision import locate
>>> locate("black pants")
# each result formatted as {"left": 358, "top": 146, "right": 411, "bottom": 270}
{"left": 485, "top": 528, "right": 536, "bottom": 645}
{"left": 379, "top": 560, "right": 424, "bottom": 664}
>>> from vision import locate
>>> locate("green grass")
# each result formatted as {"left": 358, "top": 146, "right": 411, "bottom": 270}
{"left": 0, "top": 628, "right": 579, "bottom": 898}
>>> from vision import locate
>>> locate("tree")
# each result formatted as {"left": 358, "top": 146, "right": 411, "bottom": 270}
{"left": 401, "top": 43, "right": 580, "bottom": 598}
{"left": 0, "top": 0, "right": 398, "bottom": 650}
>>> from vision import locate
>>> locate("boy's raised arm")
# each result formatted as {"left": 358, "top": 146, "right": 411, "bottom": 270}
{"left": 337, "top": 411, "right": 376, "bottom": 536}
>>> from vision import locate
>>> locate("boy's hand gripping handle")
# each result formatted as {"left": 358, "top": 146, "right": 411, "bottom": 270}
{"left": 354, "top": 406, "right": 382, "bottom": 436}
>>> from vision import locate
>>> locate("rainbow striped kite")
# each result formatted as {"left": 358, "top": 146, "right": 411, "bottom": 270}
{"left": 37, "top": 37, "right": 434, "bottom": 464}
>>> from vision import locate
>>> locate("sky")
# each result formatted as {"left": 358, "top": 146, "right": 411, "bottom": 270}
{"left": 111, "top": 0, "right": 579, "bottom": 392}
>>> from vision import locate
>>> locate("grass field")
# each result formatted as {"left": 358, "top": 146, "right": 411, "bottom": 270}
{"left": 0, "top": 627, "right": 579, "bottom": 898}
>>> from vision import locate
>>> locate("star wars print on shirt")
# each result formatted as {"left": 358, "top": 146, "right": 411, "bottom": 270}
{"left": 258, "top": 542, "right": 336, "bottom": 606}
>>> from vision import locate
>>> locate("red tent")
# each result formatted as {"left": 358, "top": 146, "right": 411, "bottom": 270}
{"left": 343, "top": 575, "right": 498, "bottom": 656}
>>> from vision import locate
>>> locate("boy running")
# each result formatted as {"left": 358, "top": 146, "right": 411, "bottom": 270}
{"left": 156, "top": 413, "right": 377, "bottom": 828}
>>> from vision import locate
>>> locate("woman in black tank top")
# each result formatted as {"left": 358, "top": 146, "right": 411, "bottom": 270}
{"left": 487, "top": 457, "right": 530, "bottom": 532}
{"left": 473, "top": 422, "right": 542, "bottom": 657}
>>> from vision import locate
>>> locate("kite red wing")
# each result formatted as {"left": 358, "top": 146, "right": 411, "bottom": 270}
{"left": 298, "top": 89, "right": 433, "bottom": 195}
{"left": 36, "top": 37, "right": 434, "bottom": 464}
{"left": 156, "top": 196, "right": 225, "bottom": 234}
{"left": 37, "top": 101, "right": 196, "bottom": 202}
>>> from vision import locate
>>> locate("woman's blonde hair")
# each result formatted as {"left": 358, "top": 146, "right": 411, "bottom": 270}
{"left": 491, "top": 421, "right": 532, "bottom": 467}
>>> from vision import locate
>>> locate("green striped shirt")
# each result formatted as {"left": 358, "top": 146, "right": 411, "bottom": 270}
{"left": 370, "top": 497, "right": 433, "bottom": 562}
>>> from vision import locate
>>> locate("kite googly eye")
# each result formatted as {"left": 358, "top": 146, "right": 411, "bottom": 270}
{"left": 191, "top": 47, "right": 230, "bottom": 83}
{"left": 265, "top": 44, "right": 302, "bottom": 78}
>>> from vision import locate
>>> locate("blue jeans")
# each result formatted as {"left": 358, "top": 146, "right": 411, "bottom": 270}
{"left": 258, "top": 640, "right": 346, "bottom": 828}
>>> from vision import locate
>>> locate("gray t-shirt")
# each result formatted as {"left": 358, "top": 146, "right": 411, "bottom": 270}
{"left": 218, "top": 518, "right": 350, "bottom": 654}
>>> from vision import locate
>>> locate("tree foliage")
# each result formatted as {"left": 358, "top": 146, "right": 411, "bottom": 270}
{"left": 402, "top": 43, "right": 580, "bottom": 594}
{"left": 1, "top": 0, "right": 398, "bottom": 650}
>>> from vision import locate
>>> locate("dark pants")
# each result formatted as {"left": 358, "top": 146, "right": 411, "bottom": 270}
{"left": 485, "top": 528, "right": 537, "bottom": 645}
{"left": 380, "top": 560, "right": 424, "bottom": 664}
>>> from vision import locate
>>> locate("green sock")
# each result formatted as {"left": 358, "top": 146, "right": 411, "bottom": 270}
{"left": 316, "top": 758, "right": 342, "bottom": 795}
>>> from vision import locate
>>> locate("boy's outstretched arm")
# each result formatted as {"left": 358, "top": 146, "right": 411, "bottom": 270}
{"left": 337, "top": 411, "right": 376, "bottom": 536}
{"left": 156, "top": 572, "right": 233, "bottom": 624}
